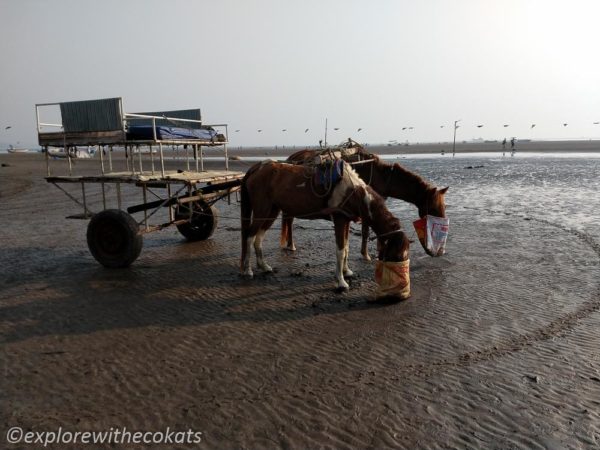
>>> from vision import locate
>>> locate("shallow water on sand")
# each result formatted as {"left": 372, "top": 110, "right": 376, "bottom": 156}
{"left": 388, "top": 154, "right": 600, "bottom": 237}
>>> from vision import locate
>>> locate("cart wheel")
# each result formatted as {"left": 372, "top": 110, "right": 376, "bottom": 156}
{"left": 175, "top": 200, "right": 219, "bottom": 241}
{"left": 87, "top": 209, "right": 143, "bottom": 268}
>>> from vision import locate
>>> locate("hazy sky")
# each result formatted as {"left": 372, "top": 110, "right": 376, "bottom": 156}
{"left": 1, "top": 0, "right": 600, "bottom": 148}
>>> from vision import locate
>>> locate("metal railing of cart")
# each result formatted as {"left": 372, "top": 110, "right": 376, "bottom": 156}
{"left": 35, "top": 97, "right": 244, "bottom": 267}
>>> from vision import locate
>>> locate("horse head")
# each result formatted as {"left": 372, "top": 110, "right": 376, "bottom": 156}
{"left": 419, "top": 186, "right": 448, "bottom": 219}
{"left": 378, "top": 230, "right": 410, "bottom": 263}
{"left": 416, "top": 187, "right": 449, "bottom": 257}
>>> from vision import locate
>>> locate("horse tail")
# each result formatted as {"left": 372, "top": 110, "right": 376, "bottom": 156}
{"left": 240, "top": 163, "right": 263, "bottom": 270}
{"left": 240, "top": 175, "right": 252, "bottom": 270}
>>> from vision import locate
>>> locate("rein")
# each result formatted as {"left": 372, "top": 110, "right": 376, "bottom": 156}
{"left": 369, "top": 228, "right": 404, "bottom": 241}
{"left": 350, "top": 158, "right": 376, "bottom": 187}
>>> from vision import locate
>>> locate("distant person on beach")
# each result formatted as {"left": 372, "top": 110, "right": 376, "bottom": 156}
{"left": 510, "top": 137, "right": 516, "bottom": 156}
{"left": 502, "top": 138, "right": 506, "bottom": 156}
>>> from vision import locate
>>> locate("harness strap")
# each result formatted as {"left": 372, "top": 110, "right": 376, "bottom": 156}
{"left": 369, "top": 228, "right": 404, "bottom": 241}
{"left": 319, "top": 207, "right": 358, "bottom": 220}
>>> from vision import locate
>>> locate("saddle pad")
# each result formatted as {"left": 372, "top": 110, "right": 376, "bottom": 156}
{"left": 314, "top": 159, "right": 344, "bottom": 188}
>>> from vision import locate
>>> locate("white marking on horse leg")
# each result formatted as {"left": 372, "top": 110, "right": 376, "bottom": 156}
{"left": 336, "top": 246, "right": 349, "bottom": 290}
{"left": 242, "top": 236, "right": 255, "bottom": 277}
{"left": 343, "top": 240, "right": 354, "bottom": 277}
{"left": 286, "top": 224, "right": 296, "bottom": 251}
{"left": 254, "top": 229, "right": 273, "bottom": 272}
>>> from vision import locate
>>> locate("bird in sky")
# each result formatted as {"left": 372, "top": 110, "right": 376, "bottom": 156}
{"left": 563, "top": 123, "right": 568, "bottom": 127}
{"left": 257, "top": 129, "right": 262, "bottom": 132}
{"left": 234, "top": 129, "right": 240, "bottom": 132}
{"left": 333, "top": 127, "right": 339, "bottom": 131}
{"left": 503, "top": 124, "right": 509, "bottom": 127}
{"left": 402, "top": 127, "right": 407, "bottom": 130}
{"left": 440, "top": 125, "right": 445, "bottom": 128}
{"left": 408, "top": 127, "right": 414, "bottom": 130}
{"left": 282, "top": 129, "right": 287, "bottom": 132}
{"left": 594, "top": 122, "right": 599, "bottom": 125}
{"left": 477, "top": 125, "right": 484, "bottom": 128}
{"left": 4, "top": 126, "right": 11, "bottom": 130}
{"left": 357, "top": 128, "right": 362, "bottom": 132}
{"left": 530, "top": 124, "right": 536, "bottom": 129}
{"left": 304, "top": 128, "right": 309, "bottom": 133}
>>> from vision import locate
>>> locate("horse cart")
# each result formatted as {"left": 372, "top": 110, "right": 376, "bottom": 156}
{"left": 36, "top": 97, "right": 244, "bottom": 267}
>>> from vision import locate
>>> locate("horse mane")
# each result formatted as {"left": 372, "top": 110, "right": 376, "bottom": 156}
{"left": 389, "top": 161, "right": 433, "bottom": 192}
{"left": 365, "top": 186, "right": 401, "bottom": 236}
{"left": 368, "top": 156, "right": 436, "bottom": 204}
{"left": 287, "top": 149, "right": 314, "bottom": 162}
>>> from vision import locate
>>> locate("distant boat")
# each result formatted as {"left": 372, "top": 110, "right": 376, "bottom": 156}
{"left": 132, "top": 147, "right": 157, "bottom": 154}
{"left": 7, "top": 145, "right": 29, "bottom": 153}
{"left": 47, "top": 147, "right": 94, "bottom": 159}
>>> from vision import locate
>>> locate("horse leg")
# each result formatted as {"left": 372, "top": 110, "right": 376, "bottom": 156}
{"left": 287, "top": 216, "right": 297, "bottom": 251}
{"left": 333, "top": 215, "right": 350, "bottom": 291}
{"left": 280, "top": 215, "right": 297, "bottom": 251}
{"left": 360, "top": 220, "right": 371, "bottom": 261}
{"left": 343, "top": 221, "right": 354, "bottom": 278}
{"left": 280, "top": 215, "right": 288, "bottom": 249}
{"left": 240, "top": 184, "right": 255, "bottom": 278}
{"left": 241, "top": 230, "right": 256, "bottom": 278}
{"left": 242, "top": 207, "right": 272, "bottom": 278}
{"left": 255, "top": 209, "right": 279, "bottom": 272}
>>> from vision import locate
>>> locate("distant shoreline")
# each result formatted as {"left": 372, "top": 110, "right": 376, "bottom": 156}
{"left": 3, "top": 139, "right": 599, "bottom": 158}
{"left": 226, "top": 139, "right": 600, "bottom": 157}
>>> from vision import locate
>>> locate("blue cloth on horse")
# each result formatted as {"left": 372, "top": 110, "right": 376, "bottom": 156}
{"left": 314, "top": 159, "right": 344, "bottom": 188}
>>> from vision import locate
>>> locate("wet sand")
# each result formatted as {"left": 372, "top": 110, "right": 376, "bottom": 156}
{"left": 1, "top": 150, "right": 600, "bottom": 449}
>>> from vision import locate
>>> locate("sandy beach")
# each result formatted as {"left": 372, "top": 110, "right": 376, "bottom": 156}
{"left": 1, "top": 147, "right": 600, "bottom": 449}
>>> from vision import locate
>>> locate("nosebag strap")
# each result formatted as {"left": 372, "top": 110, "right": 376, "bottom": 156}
{"left": 374, "top": 259, "right": 411, "bottom": 300}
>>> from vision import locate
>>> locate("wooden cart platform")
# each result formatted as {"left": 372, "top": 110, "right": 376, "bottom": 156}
{"left": 36, "top": 97, "right": 244, "bottom": 268}
{"left": 46, "top": 170, "right": 244, "bottom": 185}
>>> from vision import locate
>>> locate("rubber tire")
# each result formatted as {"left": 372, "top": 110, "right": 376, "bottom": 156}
{"left": 175, "top": 201, "right": 219, "bottom": 241}
{"left": 87, "top": 209, "right": 143, "bottom": 268}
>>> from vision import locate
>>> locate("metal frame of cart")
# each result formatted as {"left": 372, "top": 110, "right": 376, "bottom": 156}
{"left": 36, "top": 97, "right": 244, "bottom": 267}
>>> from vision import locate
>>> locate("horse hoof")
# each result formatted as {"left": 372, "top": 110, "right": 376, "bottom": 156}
{"left": 343, "top": 269, "right": 355, "bottom": 278}
{"left": 261, "top": 264, "right": 274, "bottom": 273}
{"left": 335, "top": 281, "right": 350, "bottom": 293}
{"left": 283, "top": 245, "right": 296, "bottom": 252}
{"left": 362, "top": 254, "right": 372, "bottom": 262}
{"left": 240, "top": 271, "right": 254, "bottom": 279}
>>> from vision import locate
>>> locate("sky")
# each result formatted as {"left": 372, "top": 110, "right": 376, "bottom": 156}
{"left": 1, "top": 0, "right": 600, "bottom": 148}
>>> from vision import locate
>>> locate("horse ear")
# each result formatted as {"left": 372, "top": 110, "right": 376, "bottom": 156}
{"left": 438, "top": 186, "right": 449, "bottom": 195}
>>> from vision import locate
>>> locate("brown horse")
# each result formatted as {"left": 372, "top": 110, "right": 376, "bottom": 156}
{"left": 282, "top": 148, "right": 448, "bottom": 259}
{"left": 241, "top": 160, "right": 410, "bottom": 291}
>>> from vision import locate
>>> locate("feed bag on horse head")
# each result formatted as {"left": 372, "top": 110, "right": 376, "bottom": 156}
{"left": 374, "top": 259, "right": 411, "bottom": 300}
{"left": 413, "top": 215, "right": 449, "bottom": 256}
